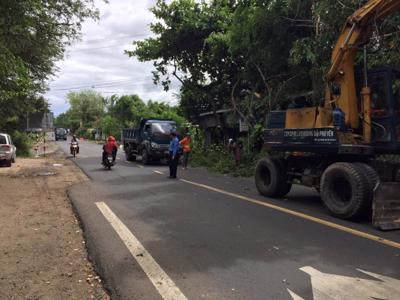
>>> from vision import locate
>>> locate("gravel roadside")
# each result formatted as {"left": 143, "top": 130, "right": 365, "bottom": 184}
{"left": 0, "top": 146, "right": 109, "bottom": 299}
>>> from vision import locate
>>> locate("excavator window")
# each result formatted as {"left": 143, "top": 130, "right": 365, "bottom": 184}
{"left": 369, "top": 74, "right": 390, "bottom": 118}
{"left": 392, "top": 78, "right": 400, "bottom": 142}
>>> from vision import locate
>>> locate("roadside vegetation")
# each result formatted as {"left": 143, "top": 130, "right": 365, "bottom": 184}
{"left": 6, "top": 0, "right": 399, "bottom": 172}
{"left": 54, "top": 91, "right": 184, "bottom": 139}
{"left": 0, "top": 0, "right": 99, "bottom": 155}
{"left": 55, "top": 0, "right": 400, "bottom": 176}
{"left": 127, "top": 0, "right": 400, "bottom": 175}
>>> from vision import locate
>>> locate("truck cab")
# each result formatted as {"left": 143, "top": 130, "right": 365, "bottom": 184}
{"left": 122, "top": 119, "right": 177, "bottom": 164}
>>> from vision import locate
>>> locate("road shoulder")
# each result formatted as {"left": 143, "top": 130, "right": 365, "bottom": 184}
{"left": 0, "top": 150, "right": 109, "bottom": 299}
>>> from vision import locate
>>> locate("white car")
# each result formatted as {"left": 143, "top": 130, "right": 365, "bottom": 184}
{"left": 0, "top": 133, "right": 17, "bottom": 167}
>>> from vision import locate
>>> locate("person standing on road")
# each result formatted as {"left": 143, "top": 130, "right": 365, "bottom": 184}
{"left": 168, "top": 132, "right": 179, "bottom": 179}
{"left": 179, "top": 133, "right": 191, "bottom": 170}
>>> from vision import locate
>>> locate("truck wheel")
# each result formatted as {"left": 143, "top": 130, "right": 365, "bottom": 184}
{"left": 5, "top": 159, "right": 12, "bottom": 167}
{"left": 125, "top": 150, "right": 133, "bottom": 161}
{"left": 321, "top": 162, "right": 371, "bottom": 220}
{"left": 142, "top": 150, "right": 150, "bottom": 165}
{"left": 354, "top": 163, "right": 380, "bottom": 192}
{"left": 255, "top": 156, "right": 291, "bottom": 197}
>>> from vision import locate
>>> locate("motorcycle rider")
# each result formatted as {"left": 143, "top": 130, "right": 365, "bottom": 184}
{"left": 102, "top": 135, "right": 118, "bottom": 163}
{"left": 70, "top": 134, "right": 79, "bottom": 154}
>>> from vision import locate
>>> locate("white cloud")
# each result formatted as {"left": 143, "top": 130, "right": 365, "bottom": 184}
{"left": 45, "top": 0, "right": 179, "bottom": 116}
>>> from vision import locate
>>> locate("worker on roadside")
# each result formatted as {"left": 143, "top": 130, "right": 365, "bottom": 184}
{"left": 102, "top": 135, "right": 118, "bottom": 162}
{"left": 179, "top": 132, "right": 192, "bottom": 170}
{"left": 168, "top": 132, "right": 180, "bottom": 179}
{"left": 229, "top": 138, "right": 243, "bottom": 167}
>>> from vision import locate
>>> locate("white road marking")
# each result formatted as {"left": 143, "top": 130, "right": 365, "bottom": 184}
{"left": 124, "top": 161, "right": 132, "bottom": 164}
{"left": 95, "top": 202, "right": 187, "bottom": 300}
{"left": 138, "top": 165, "right": 144, "bottom": 168}
{"left": 154, "top": 170, "right": 164, "bottom": 175}
{"left": 288, "top": 266, "right": 400, "bottom": 300}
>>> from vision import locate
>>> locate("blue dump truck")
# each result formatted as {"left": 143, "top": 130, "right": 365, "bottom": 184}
{"left": 122, "top": 119, "right": 177, "bottom": 164}
{"left": 55, "top": 127, "right": 67, "bottom": 141}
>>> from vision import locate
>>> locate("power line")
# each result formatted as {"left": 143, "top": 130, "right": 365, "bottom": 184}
{"left": 78, "top": 33, "right": 148, "bottom": 45}
{"left": 66, "top": 33, "right": 149, "bottom": 52}
{"left": 51, "top": 80, "right": 156, "bottom": 91}
{"left": 50, "top": 76, "right": 153, "bottom": 90}
{"left": 67, "top": 44, "right": 133, "bottom": 52}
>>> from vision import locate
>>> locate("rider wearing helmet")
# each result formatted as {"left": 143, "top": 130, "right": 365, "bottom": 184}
{"left": 102, "top": 135, "right": 118, "bottom": 162}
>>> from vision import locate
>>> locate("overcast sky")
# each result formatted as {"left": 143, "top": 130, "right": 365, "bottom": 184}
{"left": 45, "top": 0, "right": 178, "bottom": 116}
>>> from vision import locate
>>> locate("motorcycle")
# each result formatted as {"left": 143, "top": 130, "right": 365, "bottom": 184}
{"left": 70, "top": 142, "right": 79, "bottom": 157}
{"left": 102, "top": 154, "right": 114, "bottom": 170}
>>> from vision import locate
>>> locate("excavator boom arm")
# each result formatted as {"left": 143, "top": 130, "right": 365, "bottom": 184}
{"left": 328, "top": 0, "right": 400, "bottom": 81}
{"left": 326, "top": 0, "right": 400, "bottom": 129}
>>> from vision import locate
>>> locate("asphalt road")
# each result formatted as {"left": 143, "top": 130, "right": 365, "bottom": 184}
{"left": 59, "top": 139, "right": 400, "bottom": 300}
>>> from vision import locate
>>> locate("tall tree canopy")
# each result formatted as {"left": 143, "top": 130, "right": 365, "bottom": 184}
{"left": 0, "top": 0, "right": 99, "bottom": 131}
{"left": 130, "top": 0, "right": 400, "bottom": 129}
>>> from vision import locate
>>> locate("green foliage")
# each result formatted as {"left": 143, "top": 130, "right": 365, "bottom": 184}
{"left": 132, "top": 0, "right": 400, "bottom": 126}
{"left": 98, "top": 115, "right": 121, "bottom": 137}
{"left": 11, "top": 131, "right": 33, "bottom": 157}
{"left": 191, "top": 144, "right": 268, "bottom": 177}
{"left": 0, "top": 0, "right": 98, "bottom": 132}
{"left": 67, "top": 90, "right": 105, "bottom": 130}
{"left": 54, "top": 111, "right": 80, "bottom": 131}
{"left": 58, "top": 93, "right": 187, "bottom": 139}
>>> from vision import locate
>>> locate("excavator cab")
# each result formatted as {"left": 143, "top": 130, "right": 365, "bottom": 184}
{"left": 357, "top": 67, "right": 400, "bottom": 153}
{"left": 356, "top": 67, "right": 400, "bottom": 230}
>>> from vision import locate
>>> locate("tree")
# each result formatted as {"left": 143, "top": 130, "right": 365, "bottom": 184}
{"left": 0, "top": 0, "right": 99, "bottom": 131}
{"left": 132, "top": 0, "right": 400, "bottom": 131}
{"left": 127, "top": 0, "right": 237, "bottom": 122}
{"left": 98, "top": 115, "right": 121, "bottom": 137}
{"left": 67, "top": 90, "right": 105, "bottom": 129}
{"left": 107, "top": 95, "right": 148, "bottom": 128}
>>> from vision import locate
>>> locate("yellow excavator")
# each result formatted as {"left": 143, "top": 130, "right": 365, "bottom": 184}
{"left": 255, "top": 0, "right": 400, "bottom": 230}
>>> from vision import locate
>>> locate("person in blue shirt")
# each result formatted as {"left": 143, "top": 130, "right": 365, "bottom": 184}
{"left": 168, "top": 132, "right": 180, "bottom": 178}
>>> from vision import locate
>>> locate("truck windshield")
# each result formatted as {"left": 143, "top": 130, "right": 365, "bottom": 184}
{"left": 151, "top": 122, "right": 175, "bottom": 137}
{"left": 370, "top": 74, "right": 390, "bottom": 118}
{"left": 56, "top": 128, "right": 66, "bottom": 134}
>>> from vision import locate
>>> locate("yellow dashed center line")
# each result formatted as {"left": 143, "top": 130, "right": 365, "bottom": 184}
{"left": 179, "top": 178, "right": 400, "bottom": 250}
{"left": 151, "top": 170, "right": 400, "bottom": 249}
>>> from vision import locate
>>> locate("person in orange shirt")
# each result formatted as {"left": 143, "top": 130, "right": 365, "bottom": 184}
{"left": 179, "top": 133, "right": 192, "bottom": 170}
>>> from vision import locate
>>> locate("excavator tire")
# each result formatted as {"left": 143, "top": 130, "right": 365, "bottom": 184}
{"left": 255, "top": 156, "right": 292, "bottom": 197}
{"left": 353, "top": 163, "right": 380, "bottom": 192}
{"left": 321, "top": 162, "right": 371, "bottom": 220}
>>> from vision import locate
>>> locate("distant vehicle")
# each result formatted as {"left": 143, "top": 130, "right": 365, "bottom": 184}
{"left": 122, "top": 119, "right": 177, "bottom": 164}
{"left": 0, "top": 133, "right": 17, "bottom": 167}
{"left": 55, "top": 128, "right": 67, "bottom": 141}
